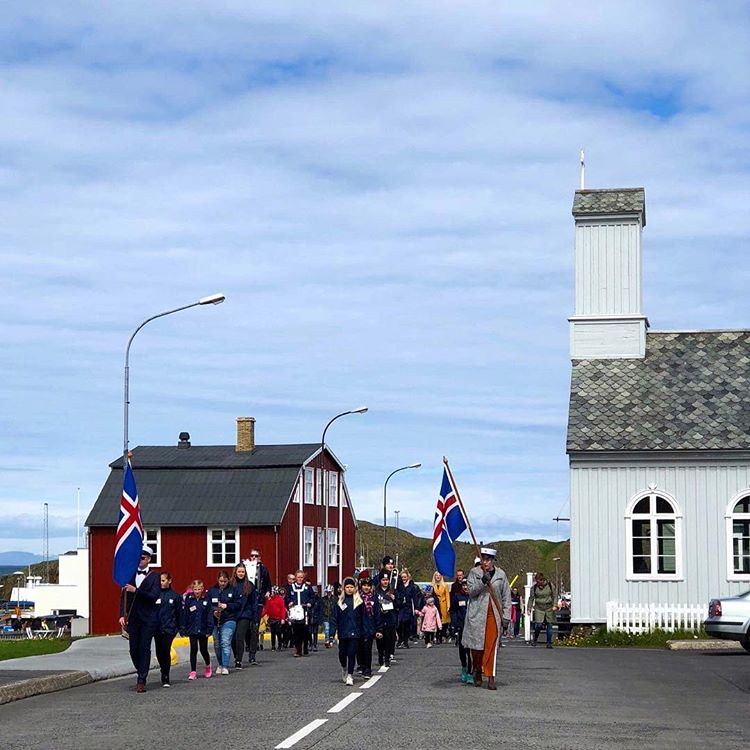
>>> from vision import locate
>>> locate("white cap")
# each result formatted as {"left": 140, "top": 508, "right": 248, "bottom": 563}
{"left": 141, "top": 545, "right": 154, "bottom": 557}
{"left": 480, "top": 547, "right": 497, "bottom": 558}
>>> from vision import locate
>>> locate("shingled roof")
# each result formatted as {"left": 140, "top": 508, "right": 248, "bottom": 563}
{"left": 572, "top": 188, "right": 646, "bottom": 226}
{"left": 86, "top": 443, "right": 320, "bottom": 527}
{"left": 567, "top": 331, "right": 750, "bottom": 452}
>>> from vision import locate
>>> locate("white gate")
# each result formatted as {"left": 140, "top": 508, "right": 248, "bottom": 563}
{"left": 606, "top": 601, "right": 705, "bottom": 633}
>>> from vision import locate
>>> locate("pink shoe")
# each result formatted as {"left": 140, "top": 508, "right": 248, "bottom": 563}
{"left": 188, "top": 671, "right": 197, "bottom": 681}
{"left": 204, "top": 665, "right": 212, "bottom": 679}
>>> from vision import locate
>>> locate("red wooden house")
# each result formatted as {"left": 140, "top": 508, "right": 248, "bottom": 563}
{"left": 85, "top": 417, "right": 358, "bottom": 634}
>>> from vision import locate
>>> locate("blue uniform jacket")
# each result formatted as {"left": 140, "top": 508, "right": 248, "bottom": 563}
{"left": 450, "top": 591, "right": 470, "bottom": 631}
{"left": 374, "top": 586, "right": 398, "bottom": 630}
{"left": 360, "top": 593, "right": 381, "bottom": 639}
{"left": 157, "top": 587, "right": 182, "bottom": 636}
{"left": 120, "top": 570, "right": 161, "bottom": 625}
{"left": 396, "top": 580, "right": 422, "bottom": 623}
{"left": 285, "top": 583, "right": 315, "bottom": 622}
{"left": 330, "top": 594, "right": 365, "bottom": 640}
{"left": 181, "top": 593, "right": 211, "bottom": 636}
{"left": 309, "top": 594, "right": 323, "bottom": 625}
{"left": 207, "top": 584, "right": 240, "bottom": 626}
{"left": 234, "top": 581, "right": 258, "bottom": 621}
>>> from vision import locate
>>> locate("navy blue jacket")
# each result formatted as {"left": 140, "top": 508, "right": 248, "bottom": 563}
{"left": 234, "top": 581, "right": 258, "bottom": 622}
{"left": 309, "top": 594, "right": 323, "bottom": 625}
{"left": 360, "top": 593, "right": 381, "bottom": 639}
{"left": 286, "top": 583, "right": 314, "bottom": 623}
{"left": 181, "top": 593, "right": 211, "bottom": 636}
{"left": 207, "top": 583, "right": 240, "bottom": 626}
{"left": 330, "top": 594, "right": 365, "bottom": 640}
{"left": 450, "top": 591, "right": 470, "bottom": 631}
{"left": 157, "top": 587, "right": 182, "bottom": 636}
{"left": 374, "top": 586, "right": 398, "bottom": 629}
{"left": 396, "top": 580, "right": 422, "bottom": 623}
{"left": 120, "top": 570, "right": 161, "bottom": 625}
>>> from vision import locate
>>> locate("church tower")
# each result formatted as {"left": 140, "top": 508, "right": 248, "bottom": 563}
{"left": 569, "top": 188, "right": 648, "bottom": 359}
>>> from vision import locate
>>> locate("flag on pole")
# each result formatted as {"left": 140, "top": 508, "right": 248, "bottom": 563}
{"left": 113, "top": 459, "right": 144, "bottom": 587}
{"left": 432, "top": 466, "right": 468, "bottom": 576}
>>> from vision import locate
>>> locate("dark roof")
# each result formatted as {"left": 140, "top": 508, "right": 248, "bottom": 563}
{"left": 572, "top": 188, "right": 646, "bottom": 226}
{"left": 86, "top": 443, "right": 319, "bottom": 528}
{"left": 567, "top": 331, "right": 750, "bottom": 452}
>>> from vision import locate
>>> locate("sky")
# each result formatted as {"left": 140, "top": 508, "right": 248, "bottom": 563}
{"left": 1, "top": 1, "right": 748, "bottom": 557}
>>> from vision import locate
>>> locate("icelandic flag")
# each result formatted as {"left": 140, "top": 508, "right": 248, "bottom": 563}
{"left": 432, "top": 467, "right": 468, "bottom": 576}
{"left": 113, "top": 459, "right": 144, "bottom": 587}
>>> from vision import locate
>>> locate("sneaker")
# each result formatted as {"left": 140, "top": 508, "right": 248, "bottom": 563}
{"left": 204, "top": 666, "right": 212, "bottom": 678}
{"left": 426, "top": 643, "right": 433, "bottom": 649}
{"left": 221, "top": 667, "right": 230, "bottom": 675}
{"left": 363, "top": 672, "right": 372, "bottom": 679}
{"left": 188, "top": 671, "right": 197, "bottom": 681}
{"left": 342, "top": 669, "right": 348, "bottom": 683}
{"left": 162, "top": 681, "right": 170, "bottom": 688}
{"left": 249, "top": 658, "right": 258, "bottom": 666}
{"left": 345, "top": 674, "right": 354, "bottom": 686}
{"left": 384, "top": 659, "right": 391, "bottom": 668}
{"left": 546, "top": 644, "right": 553, "bottom": 649}
{"left": 235, "top": 661, "right": 243, "bottom": 670}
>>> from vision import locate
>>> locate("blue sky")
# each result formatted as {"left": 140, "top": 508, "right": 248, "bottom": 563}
{"left": 1, "top": 1, "right": 748, "bottom": 556}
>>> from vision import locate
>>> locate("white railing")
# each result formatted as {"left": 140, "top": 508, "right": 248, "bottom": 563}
{"left": 606, "top": 601, "right": 706, "bottom": 633}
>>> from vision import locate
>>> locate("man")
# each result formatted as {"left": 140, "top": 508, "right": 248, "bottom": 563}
{"left": 449, "top": 568, "right": 466, "bottom": 640}
{"left": 375, "top": 556, "right": 399, "bottom": 591}
{"left": 527, "top": 572, "right": 558, "bottom": 648}
{"left": 119, "top": 545, "right": 161, "bottom": 693}
{"left": 241, "top": 549, "right": 272, "bottom": 664}
{"left": 461, "top": 547, "right": 511, "bottom": 691}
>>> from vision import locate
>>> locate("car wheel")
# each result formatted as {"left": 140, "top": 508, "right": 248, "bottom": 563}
{"left": 741, "top": 635, "right": 750, "bottom": 654}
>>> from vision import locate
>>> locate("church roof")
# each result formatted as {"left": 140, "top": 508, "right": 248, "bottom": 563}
{"left": 572, "top": 188, "right": 646, "bottom": 225}
{"left": 567, "top": 331, "right": 750, "bottom": 452}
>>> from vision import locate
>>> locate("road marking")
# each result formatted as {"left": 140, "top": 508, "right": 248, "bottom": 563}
{"left": 275, "top": 719, "right": 327, "bottom": 748}
{"left": 378, "top": 665, "right": 389, "bottom": 673}
{"left": 328, "top": 692, "right": 361, "bottom": 713}
{"left": 359, "top": 675, "right": 381, "bottom": 689}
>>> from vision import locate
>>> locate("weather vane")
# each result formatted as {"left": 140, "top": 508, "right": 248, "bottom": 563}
{"left": 580, "top": 149, "right": 585, "bottom": 190}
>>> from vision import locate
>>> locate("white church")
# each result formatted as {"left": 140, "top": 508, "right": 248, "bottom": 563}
{"left": 566, "top": 186, "right": 750, "bottom": 624}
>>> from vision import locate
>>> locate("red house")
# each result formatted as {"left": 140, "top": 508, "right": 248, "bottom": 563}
{"left": 85, "top": 417, "right": 358, "bottom": 634}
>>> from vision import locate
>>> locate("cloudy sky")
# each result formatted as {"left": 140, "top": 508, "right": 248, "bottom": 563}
{"left": 1, "top": 2, "right": 748, "bottom": 557}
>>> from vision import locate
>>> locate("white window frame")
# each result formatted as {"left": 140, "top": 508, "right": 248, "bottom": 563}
{"left": 329, "top": 472, "right": 339, "bottom": 508}
{"left": 303, "top": 526, "right": 314, "bottom": 567}
{"left": 143, "top": 528, "right": 161, "bottom": 568}
{"left": 625, "top": 490, "right": 683, "bottom": 581}
{"left": 726, "top": 491, "right": 750, "bottom": 581}
{"left": 316, "top": 469, "right": 323, "bottom": 506}
{"left": 206, "top": 527, "right": 239, "bottom": 568}
{"left": 304, "top": 467, "right": 314, "bottom": 505}
{"left": 293, "top": 478, "right": 301, "bottom": 504}
{"left": 327, "top": 528, "right": 338, "bottom": 567}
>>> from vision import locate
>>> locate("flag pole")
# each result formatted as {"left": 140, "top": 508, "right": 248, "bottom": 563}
{"left": 442, "top": 456, "right": 504, "bottom": 620}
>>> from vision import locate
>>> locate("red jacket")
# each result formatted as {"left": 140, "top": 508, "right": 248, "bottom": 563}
{"left": 262, "top": 594, "right": 287, "bottom": 621}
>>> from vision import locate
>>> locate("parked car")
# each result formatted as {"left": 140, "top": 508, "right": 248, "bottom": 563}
{"left": 705, "top": 590, "right": 750, "bottom": 652}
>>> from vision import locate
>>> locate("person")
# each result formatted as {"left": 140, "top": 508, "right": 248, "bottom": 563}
{"left": 286, "top": 570, "right": 314, "bottom": 657}
{"left": 420, "top": 595, "right": 441, "bottom": 648}
{"left": 510, "top": 586, "right": 524, "bottom": 639}
{"left": 462, "top": 547, "right": 512, "bottom": 690}
{"left": 431, "top": 572, "right": 451, "bottom": 644}
{"left": 119, "top": 545, "right": 161, "bottom": 693}
{"left": 375, "top": 556, "right": 399, "bottom": 591}
{"left": 154, "top": 571, "right": 181, "bottom": 688}
{"left": 527, "top": 572, "right": 557, "bottom": 648}
{"left": 241, "top": 549, "right": 272, "bottom": 661}
{"left": 330, "top": 576, "right": 364, "bottom": 685}
{"left": 308, "top": 585, "right": 322, "bottom": 651}
{"left": 207, "top": 570, "right": 239, "bottom": 674}
{"left": 374, "top": 572, "right": 397, "bottom": 667}
{"left": 396, "top": 568, "right": 421, "bottom": 649}
{"left": 357, "top": 577, "right": 380, "bottom": 678}
{"left": 230, "top": 563, "right": 257, "bottom": 669}
{"left": 449, "top": 569, "right": 466, "bottom": 642}
{"left": 181, "top": 579, "right": 212, "bottom": 680}
{"left": 450, "top": 578, "right": 472, "bottom": 683}
{"left": 321, "top": 585, "right": 335, "bottom": 648}
{"left": 263, "top": 586, "right": 287, "bottom": 651}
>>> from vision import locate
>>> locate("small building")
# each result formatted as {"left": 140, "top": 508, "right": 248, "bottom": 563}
{"left": 85, "top": 417, "right": 357, "bottom": 634}
{"left": 567, "top": 187, "right": 750, "bottom": 623}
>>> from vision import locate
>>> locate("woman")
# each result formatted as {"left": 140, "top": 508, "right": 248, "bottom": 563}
{"left": 527, "top": 572, "right": 557, "bottom": 648}
{"left": 431, "top": 572, "right": 451, "bottom": 644}
{"left": 374, "top": 571, "right": 397, "bottom": 667}
{"left": 396, "top": 568, "right": 421, "bottom": 649}
{"left": 330, "top": 576, "right": 364, "bottom": 685}
{"left": 207, "top": 570, "right": 239, "bottom": 674}
{"left": 285, "top": 569, "right": 314, "bottom": 657}
{"left": 230, "top": 563, "right": 256, "bottom": 669}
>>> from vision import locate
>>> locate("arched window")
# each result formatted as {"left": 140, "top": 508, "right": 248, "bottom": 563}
{"left": 726, "top": 493, "right": 750, "bottom": 580}
{"left": 626, "top": 491, "right": 682, "bottom": 580}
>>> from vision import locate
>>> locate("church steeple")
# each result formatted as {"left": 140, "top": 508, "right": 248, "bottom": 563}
{"left": 569, "top": 187, "right": 648, "bottom": 359}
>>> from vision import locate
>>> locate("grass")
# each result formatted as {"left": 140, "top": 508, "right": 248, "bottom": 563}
{"left": 0, "top": 638, "right": 72, "bottom": 661}
{"left": 560, "top": 626, "right": 709, "bottom": 649}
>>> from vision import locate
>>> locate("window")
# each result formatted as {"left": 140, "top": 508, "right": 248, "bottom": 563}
{"left": 293, "top": 479, "right": 301, "bottom": 504}
{"left": 304, "top": 468, "right": 314, "bottom": 504}
{"left": 207, "top": 528, "right": 239, "bottom": 567}
{"left": 303, "top": 527, "right": 314, "bottom": 567}
{"left": 626, "top": 492, "right": 682, "bottom": 580}
{"left": 329, "top": 472, "right": 338, "bottom": 507}
{"left": 317, "top": 469, "right": 323, "bottom": 506}
{"left": 327, "top": 528, "right": 338, "bottom": 566}
{"left": 143, "top": 528, "right": 160, "bottom": 567}
{"left": 727, "top": 494, "right": 750, "bottom": 579}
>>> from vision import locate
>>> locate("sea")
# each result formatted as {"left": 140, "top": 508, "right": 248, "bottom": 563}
{"left": 0, "top": 565, "right": 25, "bottom": 577}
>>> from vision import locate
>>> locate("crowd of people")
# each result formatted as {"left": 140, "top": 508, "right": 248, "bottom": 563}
{"left": 119, "top": 545, "right": 559, "bottom": 694}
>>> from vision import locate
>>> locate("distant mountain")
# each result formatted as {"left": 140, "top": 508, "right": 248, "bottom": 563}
{"left": 0, "top": 551, "right": 44, "bottom": 566}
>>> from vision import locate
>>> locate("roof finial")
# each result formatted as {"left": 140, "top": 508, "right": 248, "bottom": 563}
{"left": 580, "top": 149, "right": 586, "bottom": 190}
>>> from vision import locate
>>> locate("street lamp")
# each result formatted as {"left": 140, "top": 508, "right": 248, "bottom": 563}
{"left": 123, "top": 293, "right": 226, "bottom": 467}
{"left": 13, "top": 571, "right": 23, "bottom": 617}
{"left": 553, "top": 556, "right": 561, "bottom": 597}
{"left": 320, "top": 406, "right": 368, "bottom": 584}
{"left": 394, "top": 510, "right": 400, "bottom": 570}
{"left": 383, "top": 464, "right": 421, "bottom": 557}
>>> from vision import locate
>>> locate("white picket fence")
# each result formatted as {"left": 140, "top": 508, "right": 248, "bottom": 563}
{"left": 606, "top": 601, "right": 706, "bottom": 634}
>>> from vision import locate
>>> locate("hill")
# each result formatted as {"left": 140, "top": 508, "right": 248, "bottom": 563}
{"left": 0, "top": 551, "right": 44, "bottom": 566}
{"left": 0, "top": 560, "right": 59, "bottom": 602}
{"left": 355, "top": 520, "right": 569, "bottom": 590}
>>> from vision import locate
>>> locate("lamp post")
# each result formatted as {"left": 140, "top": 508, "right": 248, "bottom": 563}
{"left": 123, "top": 293, "right": 225, "bottom": 468}
{"left": 394, "top": 510, "right": 400, "bottom": 570}
{"left": 383, "top": 464, "right": 421, "bottom": 558}
{"left": 13, "top": 571, "right": 23, "bottom": 616}
{"left": 320, "top": 406, "right": 368, "bottom": 584}
{"left": 553, "top": 556, "right": 561, "bottom": 597}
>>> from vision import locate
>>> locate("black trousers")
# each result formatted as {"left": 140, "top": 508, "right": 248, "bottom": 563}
{"left": 291, "top": 621, "right": 308, "bottom": 655}
{"left": 154, "top": 632, "right": 175, "bottom": 680}
{"left": 376, "top": 626, "right": 396, "bottom": 666}
{"left": 127, "top": 617, "right": 157, "bottom": 684}
{"left": 233, "top": 618, "right": 250, "bottom": 662}
{"left": 269, "top": 621, "right": 282, "bottom": 649}
{"left": 357, "top": 636, "right": 373, "bottom": 675}
{"left": 397, "top": 620, "right": 412, "bottom": 647}
{"left": 457, "top": 628, "right": 472, "bottom": 671}
{"left": 308, "top": 623, "right": 319, "bottom": 648}
{"left": 189, "top": 635, "right": 211, "bottom": 670}
{"left": 338, "top": 637, "right": 358, "bottom": 674}
{"left": 424, "top": 631, "right": 435, "bottom": 645}
{"left": 246, "top": 620, "right": 259, "bottom": 658}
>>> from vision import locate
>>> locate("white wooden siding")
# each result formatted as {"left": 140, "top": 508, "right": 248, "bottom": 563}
{"left": 570, "top": 457, "right": 750, "bottom": 623}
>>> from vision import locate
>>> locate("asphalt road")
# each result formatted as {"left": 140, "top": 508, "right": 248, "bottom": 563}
{"left": 2, "top": 640, "right": 749, "bottom": 750}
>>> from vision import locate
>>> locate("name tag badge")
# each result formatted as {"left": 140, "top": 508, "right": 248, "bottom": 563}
{"left": 190, "top": 605, "right": 197, "bottom": 612}
{"left": 212, "top": 598, "right": 218, "bottom": 603}
{"left": 339, "top": 602, "right": 348, "bottom": 610}
{"left": 169, "top": 599, "right": 174, "bottom": 604}
{"left": 228, "top": 593, "right": 233, "bottom": 598}
{"left": 202, "top": 601, "right": 208, "bottom": 607}
{"left": 155, "top": 598, "right": 161, "bottom": 604}
{"left": 459, "top": 601, "right": 466, "bottom": 607}
{"left": 382, "top": 602, "right": 394, "bottom": 611}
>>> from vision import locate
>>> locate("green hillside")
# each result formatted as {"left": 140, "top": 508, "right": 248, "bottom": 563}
{"left": 355, "top": 520, "right": 569, "bottom": 591}
{"left": 0, "top": 561, "right": 59, "bottom": 602}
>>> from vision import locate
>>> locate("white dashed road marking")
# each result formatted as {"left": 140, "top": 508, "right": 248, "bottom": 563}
{"left": 327, "top": 692, "right": 361, "bottom": 713}
{"left": 359, "top": 675, "right": 381, "bottom": 689}
{"left": 378, "top": 665, "right": 389, "bottom": 673}
{"left": 274, "top": 719, "right": 328, "bottom": 748}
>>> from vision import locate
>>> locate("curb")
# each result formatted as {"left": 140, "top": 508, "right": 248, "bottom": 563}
{"left": 666, "top": 639, "right": 745, "bottom": 651}
{"left": 0, "top": 671, "right": 93, "bottom": 705}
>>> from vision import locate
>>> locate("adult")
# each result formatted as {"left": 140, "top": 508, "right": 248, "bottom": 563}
{"left": 431, "top": 571, "right": 451, "bottom": 644}
{"left": 119, "top": 545, "right": 161, "bottom": 693}
{"left": 286, "top": 570, "right": 314, "bottom": 657}
{"left": 462, "top": 547, "right": 512, "bottom": 690}
{"left": 396, "top": 568, "right": 421, "bottom": 649}
{"left": 154, "top": 571, "right": 181, "bottom": 688}
{"left": 241, "top": 549, "right": 271, "bottom": 662}
{"left": 330, "top": 576, "right": 364, "bottom": 685}
{"left": 527, "top": 572, "right": 557, "bottom": 648}
{"left": 208, "top": 570, "right": 239, "bottom": 674}
{"left": 449, "top": 569, "right": 466, "bottom": 640}
{"left": 375, "top": 556, "right": 399, "bottom": 591}
{"left": 230, "top": 563, "right": 257, "bottom": 669}
{"left": 450, "top": 578, "right": 472, "bottom": 683}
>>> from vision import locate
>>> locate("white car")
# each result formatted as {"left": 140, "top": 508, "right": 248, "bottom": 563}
{"left": 704, "top": 590, "right": 750, "bottom": 652}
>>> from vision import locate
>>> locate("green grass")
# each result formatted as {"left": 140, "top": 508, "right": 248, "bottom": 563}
{"left": 0, "top": 638, "right": 72, "bottom": 661}
{"left": 560, "top": 626, "right": 709, "bottom": 649}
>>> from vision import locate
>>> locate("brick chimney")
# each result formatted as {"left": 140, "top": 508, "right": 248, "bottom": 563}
{"left": 236, "top": 417, "right": 256, "bottom": 452}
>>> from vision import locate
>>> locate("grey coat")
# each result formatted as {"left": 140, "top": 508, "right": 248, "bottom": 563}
{"left": 461, "top": 565, "right": 512, "bottom": 651}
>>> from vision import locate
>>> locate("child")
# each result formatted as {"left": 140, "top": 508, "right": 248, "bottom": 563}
{"left": 357, "top": 577, "right": 379, "bottom": 679}
{"left": 207, "top": 571, "right": 239, "bottom": 674}
{"left": 450, "top": 579, "right": 472, "bottom": 683}
{"left": 420, "top": 595, "right": 442, "bottom": 648}
{"left": 321, "top": 585, "right": 335, "bottom": 647}
{"left": 181, "top": 579, "right": 212, "bottom": 680}
{"left": 330, "top": 577, "right": 364, "bottom": 685}
{"left": 262, "top": 587, "right": 288, "bottom": 651}
{"left": 155, "top": 572, "right": 181, "bottom": 687}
